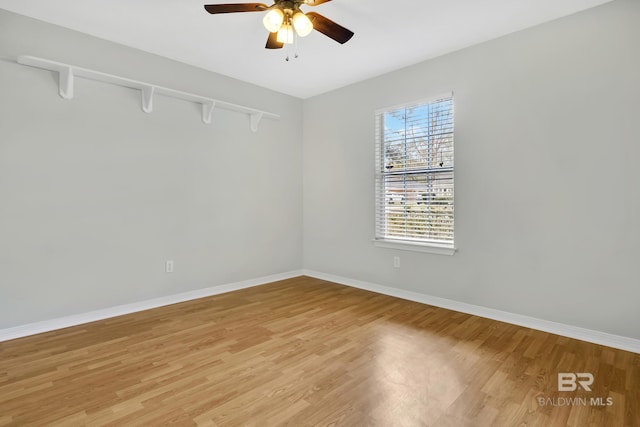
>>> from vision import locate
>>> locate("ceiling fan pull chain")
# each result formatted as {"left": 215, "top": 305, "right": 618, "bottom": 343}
{"left": 285, "top": 35, "right": 294, "bottom": 62}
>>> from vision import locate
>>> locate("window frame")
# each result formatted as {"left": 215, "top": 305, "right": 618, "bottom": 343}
{"left": 373, "top": 92, "right": 456, "bottom": 256}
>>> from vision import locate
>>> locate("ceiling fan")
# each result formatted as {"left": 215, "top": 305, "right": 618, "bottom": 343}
{"left": 203, "top": 0, "right": 354, "bottom": 49}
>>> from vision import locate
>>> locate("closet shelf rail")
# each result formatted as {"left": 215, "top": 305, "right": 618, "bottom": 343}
{"left": 17, "top": 55, "right": 280, "bottom": 132}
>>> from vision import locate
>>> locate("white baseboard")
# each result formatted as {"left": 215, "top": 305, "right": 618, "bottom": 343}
{"left": 3, "top": 269, "right": 639, "bottom": 354}
{"left": 0, "top": 270, "right": 304, "bottom": 342}
{"left": 302, "top": 270, "right": 640, "bottom": 354}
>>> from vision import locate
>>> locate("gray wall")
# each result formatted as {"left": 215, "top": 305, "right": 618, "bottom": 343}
{"left": 0, "top": 10, "right": 303, "bottom": 328}
{"left": 303, "top": 0, "right": 640, "bottom": 339}
{"left": 2, "top": 0, "right": 639, "bottom": 342}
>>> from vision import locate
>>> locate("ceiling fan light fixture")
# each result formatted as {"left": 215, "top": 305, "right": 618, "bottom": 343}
{"left": 276, "top": 22, "right": 294, "bottom": 44}
{"left": 292, "top": 11, "right": 313, "bottom": 37}
{"left": 263, "top": 8, "right": 284, "bottom": 33}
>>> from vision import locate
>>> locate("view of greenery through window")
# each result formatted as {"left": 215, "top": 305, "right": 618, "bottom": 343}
{"left": 377, "top": 96, "right": 454, "bottom": 246}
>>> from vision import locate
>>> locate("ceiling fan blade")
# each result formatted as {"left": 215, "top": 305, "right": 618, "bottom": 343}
{"left": 306, "top": 12, "right": 354, "bottom": 44}
{"left": 204, "top": 3, "right": 268, "bottom": 14}
{"left": 265, "top": 32, "right": 284, "bottom": 49}
{"left": 303, "top": 0, "right": 332, "bottom": 6}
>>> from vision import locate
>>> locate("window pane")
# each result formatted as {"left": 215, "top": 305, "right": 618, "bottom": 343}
{"left": 382, "top": 98, "right": 453, "bottom": 173}
{"left": 381, "top": 171, "right": 453, "bottom": 243}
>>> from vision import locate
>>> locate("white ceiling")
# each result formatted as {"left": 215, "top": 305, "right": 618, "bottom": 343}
{"left": 0, "top": 0, "right": 612, "bottom": 99}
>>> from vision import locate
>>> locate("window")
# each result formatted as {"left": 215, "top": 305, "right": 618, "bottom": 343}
{"left": 374, "top": 93, "right": 454, "bottom": 254}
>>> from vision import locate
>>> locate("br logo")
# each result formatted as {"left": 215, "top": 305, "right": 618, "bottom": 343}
{"left": 558, "top": 373, "right": 594, "bottom": 391}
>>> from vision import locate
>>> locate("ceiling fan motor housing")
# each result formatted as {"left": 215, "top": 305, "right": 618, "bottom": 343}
{"left": 273, "top": 0, "right": 303, "bottom": 15}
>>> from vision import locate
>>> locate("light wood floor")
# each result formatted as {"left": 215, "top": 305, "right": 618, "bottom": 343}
{"left": 0, "top": 276, "right": 638, "bottom": 426}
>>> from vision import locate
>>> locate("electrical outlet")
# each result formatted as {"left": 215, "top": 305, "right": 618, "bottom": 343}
{"left": 165, "top": 260, "right": 174, "bottom": 273}
{"left": 393, "top": 256, "right": 400, "bottom": 268}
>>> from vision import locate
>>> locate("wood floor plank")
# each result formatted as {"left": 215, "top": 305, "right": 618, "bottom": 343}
{"left": 0, "top": 276, "right": 638, "bottom": 426}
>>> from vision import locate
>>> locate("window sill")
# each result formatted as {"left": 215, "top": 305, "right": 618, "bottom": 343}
{"left": 373, "top": 239, "right": 457, "bottom": 256}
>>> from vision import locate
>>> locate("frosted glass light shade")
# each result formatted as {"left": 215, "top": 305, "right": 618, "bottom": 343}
{"left": 277, "top": 23, "right": 294, "bottom": 44}
{"left": 263, "top": 9, "right": 284, "bottom": 33}
{"left": 292, "top": 12, "right": 313, "bottom": 37}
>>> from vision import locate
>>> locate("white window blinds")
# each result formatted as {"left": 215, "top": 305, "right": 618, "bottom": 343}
{"left": 375, "top": 94, "right": 454, "bottom": 248}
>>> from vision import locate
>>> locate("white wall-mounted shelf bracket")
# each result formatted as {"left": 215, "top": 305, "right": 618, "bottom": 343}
{"left": 59, "top": 66, "right": 74, "bottom": 99}
{"left": 16, "top": 55, "right": 280, "bottom": 132}
{"left": 202, "top": 101, "right": 216, "bottom": 124}
{"left": 141, "top": 85, "right": 154, "bottom": 113}
{"left": 250, "top": 112, "right": 264, "bottom": 133}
